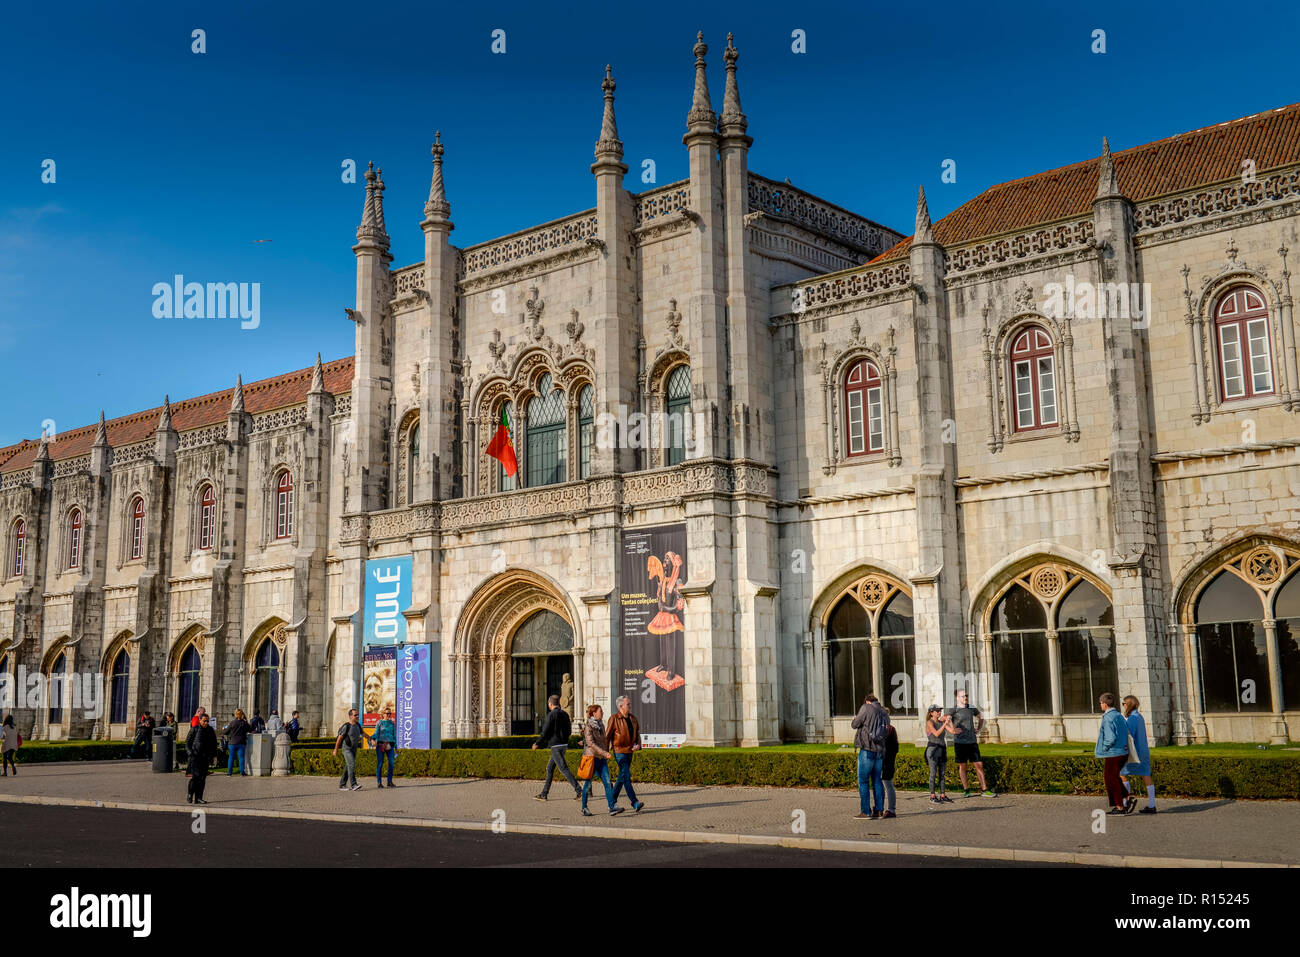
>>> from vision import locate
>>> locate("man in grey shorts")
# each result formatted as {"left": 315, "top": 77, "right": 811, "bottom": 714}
{"left": 947, "top": 689, "right": 995, "bottom": 797}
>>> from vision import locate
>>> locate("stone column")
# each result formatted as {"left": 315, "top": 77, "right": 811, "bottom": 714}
{"left": 980, "top": 632, "right": 1000, "bottom": 743}
{"left": 1046, "top": 629, "right": 1065, "bottom": 743}
{"left": 1261, "top": 619, "right": 1290, "bottom": 744}
{"left": 1182, "top": 623, "right": 1209, "bottom": 743}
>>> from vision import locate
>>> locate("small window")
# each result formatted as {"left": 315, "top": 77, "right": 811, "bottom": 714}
{"left": 110, "top": 649, "right": 130, "bottom": 724}
{"left": 578, "top": 385, "right": 594, "bottom": 479}
{"left": 1215, "top": 287, "right": 1274, "bottom": 401}
{"left": 12, "top": 520, "right": 25, "bottom": 577}
{"left": 275, "top": 471, "right": 294, "bottom": 540}
{"left": 198, "top": 486, "right": 216, "bottom": 551}
{"left": 666, "top": 365, "right": 692, "bottom": 466}
{"left": 68, "top": 508, "right": 82, "bottom": 569}
{"left": 130, "top": 497, "right": 145, "bottom": 560}
{"left": 49, "top": 652, "right": 67, "bottom": 724}
{"left": 844, "top": 359, "right": 883, "bottom": 456}
{"left": 525, "top": 374, "right": 567, "bottom": 488}
{"left": 1010, "top": 327, "right": 1057, "bottom": 432}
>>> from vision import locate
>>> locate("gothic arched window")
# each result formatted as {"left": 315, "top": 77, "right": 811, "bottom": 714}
{"left": 826, "top": 576, "right": 916, "bottom": 716}
{"left": 578, "top": 384, "right": 594, "bottom": 479}
{"left": 1010, "top": 326, "right": 1057, "bottom": 432}
{"left": 110, "top": 648, "right": 130, "bottom": 724}
{"left": 1194, "top": 570, "right": 1270, "bottom": 713}
{"left": 275, "top": 470, "right": 294, "bottom": 540}
{"left": 525, "top": 374, "right": 566, "bottom": 488}
{"left": 665, "top": 365, "right": 692, "bottom": 466}
{"left": 10, "top": 519, "right": 25, "bottom": 577}
{"left": 843, "top": 359, "right": 883, "bottom": 456}
{"left": 67, "top": 508, "right": 82, "bottom": 569}
{"left": 198, "top": 485, "right": 216, "bottom": 551}
{"left": 49, "top": 651, "right": 67, "bottom": 725}
{"left": 178, "top": 644, "right": 201, "bottom": 722}
{"left": 254, "top": 638, "right": 280, "bottom": 718}
{"left": 498, "top": 400, "right": 516, "bottom": 492}
{"left": 129, "top": 497, "right": 146, "bottom": 560}
{"left": 1214, "top": 286, "right": 1274, "bottom": 400}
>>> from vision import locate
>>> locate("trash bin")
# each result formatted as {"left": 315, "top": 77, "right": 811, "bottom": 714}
{"left": 247, "top": 733, "right": 275, "bottom": 776}
{"left": 152, "top": 727, "right": 174, "bottom": 772}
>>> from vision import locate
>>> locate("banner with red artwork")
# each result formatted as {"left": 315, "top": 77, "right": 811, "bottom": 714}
{"left": 618, "top": 524, "right": 687, "bottom": 747}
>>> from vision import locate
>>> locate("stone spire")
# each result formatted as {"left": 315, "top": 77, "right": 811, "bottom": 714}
{"left": 355, "top": 162, "right": 390, "bottom": 250}
{"left": 309, "top": 353, "right": 325, "bottom": 394}
{"left": 1096, "top": 136, "right": 1121, "bottom": 199}
{"left": 719, "top": 33, "right": 747, "bottom": 134}
{"left": 594, "top": 65, "right": 623, "bottom": 160}
{"left": 230, "top": 375, "right": 244, "bottom": 413}
{"left": 35, "top": 431, "right": 50, "bottom": 461}
{"left": 92, "top": 410, "right": 108, "bottom": 447}
{"left": 914, "top": 185, "right": 935, "bottom": 244}
{"left": 157, "top": 395, "right": 173, "bottom": 432}
{"left": 424, "top": 132, "right": 451, "bottom": 222}
{"left": 686, "top": 31, "right": 716, "bottom": 134}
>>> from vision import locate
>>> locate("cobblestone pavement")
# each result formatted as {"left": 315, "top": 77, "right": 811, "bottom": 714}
{"left": 0, "top": 761, "right": 1295, "bottom": 866}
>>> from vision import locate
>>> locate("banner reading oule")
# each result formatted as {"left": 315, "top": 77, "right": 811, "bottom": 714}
{"left": 619, "top": 524, "right": 687, "bottom": 747}
{"left": 364, "top": 556, "right": 412, "bottom": 645}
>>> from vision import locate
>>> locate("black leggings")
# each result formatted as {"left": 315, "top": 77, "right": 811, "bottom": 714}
{"left": 2, "top": 749, "right": 16, "bottom": 773}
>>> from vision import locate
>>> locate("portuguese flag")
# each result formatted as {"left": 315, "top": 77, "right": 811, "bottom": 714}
{"left": 485, "top": 405, "right": 518, "bottom": 477}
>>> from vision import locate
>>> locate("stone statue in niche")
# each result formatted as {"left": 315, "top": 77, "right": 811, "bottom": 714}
{"left": 560, "top": 672, "right": 574, "bottom": 720}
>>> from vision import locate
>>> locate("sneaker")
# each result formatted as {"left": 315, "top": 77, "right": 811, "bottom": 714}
{"left": 882, "top": 811, "right": 897, "bottom": 819}
{"left": 386, "top": 781, "right": 396, "bottom": 788}
{"left": 982, "top": 790, "right": 997, "bottom": 797}
{"left": 632, "top": 801, "right": 645, "bottom": 813}
{"left": 573, "top": 790, "right": 582, "bottom": 800}
{"left": 187, "top": 795, "right": 193, "bottom": 804}
{"left": 962, "top": 789, "right": 973, "bottom": 798}
{"left": 1124, "top": 796, "right": 1137, "bottom": 814}
{"left": 376, "top": 782, "right": 384, "bottom": 789}
{"left": 193, "top": 798, "right": 207, "bottom": 805}
{"left": 581, "top": 807, "right": 593, "bottom": 817}
{"left": 339, "top": 784, "right": 348, "bottom": 790}
{"left": 534, "top": 793, "right": 548, "bottom": 802}
{"left": 1138, "top": 806, "right": 1157, "bottom": 815}
{"left": 1106, "top": 806, "right": 1127, "bottom": 815}
{"left": 609, "top": 807, "right": 625, "bottom": 815}
{"left": 349, "top": 783, "right": 362, "bottom": 791}
{"left": 855, "top": 812, "right": 871, "bottom": 818}
{"left": 869, "top": 811, "right": 881, "bottom": 819}
{"left": 928, "top": 796, "right": 942, "bottom": 806}
{"left": 939, "top": 795, "right": 954, "bottom": 803}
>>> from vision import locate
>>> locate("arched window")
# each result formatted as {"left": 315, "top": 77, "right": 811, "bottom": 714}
{"left": 254, "top": 638, "right": 280, "bottom": 718}
{"left": 396, "top": 413, "right": 420, "bottom": 507}
{"left": 1194, "top": 570, "right": 1269, "bottom": 713}
{"left": 129, "top": 497, "right": 146, "bottom": 560}
{"left": 989, "top": 567, "right": 1117, "bottom": 716}
{"left": 578, "top": 384, "right": 594, "bottom": 479}
{"left": 1010, "top": 326, "right": 1057, "bottom": 432}
{"left": 498, "top": 400, "right": 516, "bottom": 493}
{"left": 525, "top": 373, "right": 566, "bottom": 488}
{"left": 110, "top": 649, "right": 130, "bottom": 725}
{"left": 1274, "top": 570, "right": 1300, "bottom": 712}
{"left": 1214, "top": 287, "right": 1274, "bottom": 400}
{"left": 198, "top": 486, "right": 216, "bottom": 551}
{"left": 826, "top": 576, "right": 917, "bottom": 716}
{"left": 67, "top": 508, "right": 82, "bottom": 569}
{"left": 177, "top": 644, "right": 201, "bottom": 722}
{"left": 10, "top": 520, "right": 24, "bottom": 577}
{"left": 49, "top": 652, "right": 67, "bottom": 724}
{"left": 844, "top": 359, "right": 883, "bottom": 456}
{"left": 665, "top": 365, "right": 692, "bottom": 466}
{"left": 275, "top": 471, "right": 294, "bottom": 540}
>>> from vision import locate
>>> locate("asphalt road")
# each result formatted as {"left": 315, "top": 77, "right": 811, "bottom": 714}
{"left": 0, "top": 804, "right": 1076, "bottom": 868}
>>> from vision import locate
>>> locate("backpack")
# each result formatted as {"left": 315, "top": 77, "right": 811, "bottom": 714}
{"left": 870, "top": 718, "right": 890, "bottom": 748}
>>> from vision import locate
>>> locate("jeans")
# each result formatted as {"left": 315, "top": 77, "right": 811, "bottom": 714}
{"left": 376, "top": 746, "right": 396, "bottom": 783}
{"left": 857, "top": 749, "right": 884, "bottom": 814}
{"left": 542, "top": 745, "right": 579, "bottom": 795}
{"left": 610, "top": 752, "right": 639, "bottom": 807}
{"left": 227, "top": 743, "right": 247, "bottom": 775}
{"left": 883, "top": 779, "right": 896, "bottom": 813}
{"left": 926, "top": 745, "right": 948, "bottom": 793}
{"left": 339, "top": 748, "right": 357, "bottom": 787}
{"left": 581, "top": 758, "right": 615, "bottom": 810}
{"left": 2, "top": 749, "right": 15, "bottom": 773}
{"left": 1103, "top": 755, "right": 1128, "bottom": 808}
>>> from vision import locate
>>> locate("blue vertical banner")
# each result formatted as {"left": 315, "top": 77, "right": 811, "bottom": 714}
{"left": 397, "top": 643, "right": 434, "bottom": 750}
{"left": 364, "top": 556, "right": 412, "bottom": 645}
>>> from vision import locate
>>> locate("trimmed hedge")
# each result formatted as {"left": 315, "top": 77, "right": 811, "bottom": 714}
{"left": 292, "top": 734, "right": 582, "bottom": 751}
{"left": 290, "top": 747, "right": 1300, "bottom": 800}
{"left": 8, "top": 742, "right": 137, "bottom": 763}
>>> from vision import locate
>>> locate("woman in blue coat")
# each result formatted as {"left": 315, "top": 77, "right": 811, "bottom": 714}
{"left": 1122, "top": 696, "right": 1156, "bottom": 814}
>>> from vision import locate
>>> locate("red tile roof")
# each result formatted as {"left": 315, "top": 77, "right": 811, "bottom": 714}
{"left": 875, "top": 102, "right": 1300, "bottom": 262}
{"left": 0, "top": 357, "right": 354, "bottom": 475}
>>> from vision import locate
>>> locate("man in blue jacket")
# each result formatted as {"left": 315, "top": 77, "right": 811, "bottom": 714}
{"left": 1095, "top": 692, "right": 1132, "bottom": 814}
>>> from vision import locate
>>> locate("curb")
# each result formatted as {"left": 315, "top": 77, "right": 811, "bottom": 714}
{"left": 0, "top": 793, "right": 1290, "bottom": 868}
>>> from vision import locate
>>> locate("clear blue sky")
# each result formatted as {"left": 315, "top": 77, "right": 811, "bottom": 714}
{"left": 2, "top": 0, "right": 1297, "bottom": 443}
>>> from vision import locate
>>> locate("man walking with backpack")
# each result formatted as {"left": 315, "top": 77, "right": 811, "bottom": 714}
{"left": 333, "top": 708, "right": 364, "bottom": 791}
{"left": 851, "top": 693, "right": 890, "bottom": 819}
{"left": 533, "top": 694, "right": 581, "bottom": 801}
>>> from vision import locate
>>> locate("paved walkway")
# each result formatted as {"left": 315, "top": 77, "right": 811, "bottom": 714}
{"left": 0, "top": 761, "right": 1295, "bottom": 867}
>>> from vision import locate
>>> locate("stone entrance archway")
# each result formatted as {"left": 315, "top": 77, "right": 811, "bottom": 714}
{"left": 451, "top": 569, "right": 581, "bottom": 737}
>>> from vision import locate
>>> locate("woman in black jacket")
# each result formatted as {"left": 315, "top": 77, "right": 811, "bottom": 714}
{"left": 185, "top": 713, "right": 219, "bottom": 805}
{"left": 225, "top": 709, "right": 252, "bottom": 776}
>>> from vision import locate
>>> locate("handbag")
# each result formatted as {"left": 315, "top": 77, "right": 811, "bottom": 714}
{"left": 577, "top": 754, "right": 595, "bottom": 781}
{"left": 1126, "top": 733, "right": 1140, "bottom": 765}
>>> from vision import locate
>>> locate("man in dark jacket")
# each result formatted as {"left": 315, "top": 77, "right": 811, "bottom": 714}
{"left": 532, "top": 694, "right": 580, "bottom": 801}
{"left": 850, "top": 694, "right": 890, "bottom": 819}
{"left": 131, "top": 711, "right": 156, "bottom": 758}
{"left": 185, "top": 713, "right": 219, "bottom": 805}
